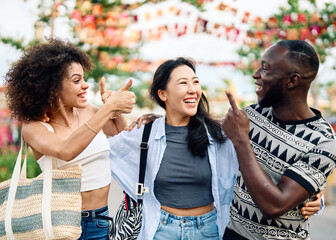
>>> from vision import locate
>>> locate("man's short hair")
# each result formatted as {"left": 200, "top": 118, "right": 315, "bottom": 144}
{"left": 277, "top": 40, "right": 319, "bottom": 80}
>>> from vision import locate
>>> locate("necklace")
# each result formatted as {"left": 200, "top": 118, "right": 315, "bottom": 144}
{"left": 50, "top": 109, "right": 79, "bottom": 132}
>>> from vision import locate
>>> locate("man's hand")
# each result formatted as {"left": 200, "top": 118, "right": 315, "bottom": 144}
{"left": 125, "top": 113, "right": 162, "bottom": 131}
{"left": 301, "top": 192, "right": 323, "bottom": 219}
{"left": 221, "top": 90, "right": 250, "bottom": 143}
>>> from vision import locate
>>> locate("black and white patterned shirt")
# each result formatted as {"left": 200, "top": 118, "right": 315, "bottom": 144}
{"left": 227, "top": 104, "right": 336, "bottom": 240}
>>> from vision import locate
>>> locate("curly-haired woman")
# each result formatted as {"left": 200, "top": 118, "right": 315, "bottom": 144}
{"left": 4, "top": 38, "right": 135, "bottom": 240}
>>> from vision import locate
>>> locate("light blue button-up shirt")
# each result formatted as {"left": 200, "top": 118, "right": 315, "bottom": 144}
{"left": 109, "top": 116, "right": 238, "bottom": 240}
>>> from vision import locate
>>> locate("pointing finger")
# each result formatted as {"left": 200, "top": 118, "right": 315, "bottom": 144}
{"left": 225, "top": 90, "right": 240, "bottom": 112}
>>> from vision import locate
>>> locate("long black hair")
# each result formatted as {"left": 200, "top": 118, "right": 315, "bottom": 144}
{"left": 150, "top": 57, "right": 226, "bottom": 157}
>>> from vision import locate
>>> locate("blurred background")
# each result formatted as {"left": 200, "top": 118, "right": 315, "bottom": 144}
{"left": 1, "top": 1, "right": 336, "bottom": 238}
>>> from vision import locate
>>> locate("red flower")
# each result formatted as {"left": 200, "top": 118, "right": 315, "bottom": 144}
{"left": 299, "top": 27, "right": 310, "bottom": 40}
{"left": 297, "top": 13, "right": 307, "bottom": 24}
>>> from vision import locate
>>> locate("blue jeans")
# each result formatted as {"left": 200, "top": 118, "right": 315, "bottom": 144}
{"left": 153, "top": 209, "right": 219, "bottom": 240}
{"left": 78, "top": 205, "right": 110, "bottom": 240}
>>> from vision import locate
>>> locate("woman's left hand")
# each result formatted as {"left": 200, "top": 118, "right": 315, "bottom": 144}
{"left": 301, "top": 192, "right": 323, "bottom": 219}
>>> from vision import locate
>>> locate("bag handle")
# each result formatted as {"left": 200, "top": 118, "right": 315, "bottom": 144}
{"left": 5, "top": 135, "right": 27, "bottom": 240}
{"left": 135, "top": 122, "right": 153, "bottom": 204}
{"left": 5, "top": 132, "right": 55, "bottom": 239}
{"left": 38, "top": 122, "right": 55, "bottom": 238}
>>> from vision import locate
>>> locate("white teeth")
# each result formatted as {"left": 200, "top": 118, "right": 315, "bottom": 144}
{"left": 185, "top": 99, "right": 196, "bottom": 103}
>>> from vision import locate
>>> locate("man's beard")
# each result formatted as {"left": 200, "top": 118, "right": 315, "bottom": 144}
{"left": 259, "top": 80, "right": 284, "bottom": 108}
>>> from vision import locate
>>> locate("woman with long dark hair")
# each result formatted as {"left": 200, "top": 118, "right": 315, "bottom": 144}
{"left": 109, "top": 57, "right": 238, "bottom": 240}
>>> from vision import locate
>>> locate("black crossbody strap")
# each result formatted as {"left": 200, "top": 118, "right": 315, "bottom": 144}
{"left": 135, "top": 122, "right": 153, "bottom": 204}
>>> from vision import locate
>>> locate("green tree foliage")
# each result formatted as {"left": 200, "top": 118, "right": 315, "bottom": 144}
{"left": 237, "top": 0, "right": 336, "bottom": 76}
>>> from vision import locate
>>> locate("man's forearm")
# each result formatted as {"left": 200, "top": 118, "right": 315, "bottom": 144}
{"left": 232, "top": 138, "right": 309, "bottom": 218}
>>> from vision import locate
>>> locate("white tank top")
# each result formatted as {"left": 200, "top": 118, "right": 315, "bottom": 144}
{"left": 37, "top": 122, "right": 111, "bottom": 192}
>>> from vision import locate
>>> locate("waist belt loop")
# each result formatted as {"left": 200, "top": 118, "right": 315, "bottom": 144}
{"left": 197, "top": 216, "right": 202, "bottom": 230}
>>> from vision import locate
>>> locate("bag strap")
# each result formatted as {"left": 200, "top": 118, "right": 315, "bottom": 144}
{"left": 135, "top": 122, "right": 153, "bottom": 204}
{"left": 38, "top": 122, "right": 56, "bottom": 238}
{"left": 5, "top": 135, "right": 27, "bottom": 240}
{"left": 5, "top": 128, "right": 55, "bottom": 239}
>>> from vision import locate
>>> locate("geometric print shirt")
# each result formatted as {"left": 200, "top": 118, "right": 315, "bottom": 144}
{"left": 227, "top": 104, "right": 336, "bottom": 240}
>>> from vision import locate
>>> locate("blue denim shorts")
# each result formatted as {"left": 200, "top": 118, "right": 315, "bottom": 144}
{"left": 78, "top": 205, "right": 110, "bottom": 240}
{"left": 153, "top": 208, "right": 219, "bottom": 240}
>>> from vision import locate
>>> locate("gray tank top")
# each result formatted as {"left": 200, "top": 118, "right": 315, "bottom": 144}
{"left": 154, "top": 123, "right": 214, "bottom": 208}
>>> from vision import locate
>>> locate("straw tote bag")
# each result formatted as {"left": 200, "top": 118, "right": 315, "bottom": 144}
{"left": 0, "top": 136, "right": 82, "bottom": 240}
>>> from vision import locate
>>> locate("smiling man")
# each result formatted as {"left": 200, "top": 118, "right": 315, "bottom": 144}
{"left": 222, "top": 40, "right": 336, "bottom": 240}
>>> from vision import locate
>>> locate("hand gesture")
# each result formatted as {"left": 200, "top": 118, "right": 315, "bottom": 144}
{"left": 125, "top": 113, "right": 162, "bottom": 131}
{"left": 100, "top": 77, "right": 136, "bottom": 114}
{"left": 222, "top": 91, "right": 250, "bottom": 144}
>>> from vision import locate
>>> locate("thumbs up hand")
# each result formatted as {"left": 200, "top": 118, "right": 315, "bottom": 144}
{"left": 100, "top": 77, "right": 136, "bottom": 115}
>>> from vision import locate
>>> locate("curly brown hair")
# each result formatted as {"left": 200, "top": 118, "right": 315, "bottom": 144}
{"left": 4, "top": 38, "right": 93, "bottom": 121}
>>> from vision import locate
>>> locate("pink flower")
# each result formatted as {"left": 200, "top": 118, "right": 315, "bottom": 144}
{"left": 104, "top": 27, "right": 115, "bottom": 38}
{"left": 114, "top": 56, "right": 124, "bottom": 63}
{"left": 283, "top": 14, "right": 292, "bottom": 25}
{"left": 71, "top": 10, "right": 82, "bottom": 21}
{"left": 83, "top": 15, "right": 95, "bottom": 25}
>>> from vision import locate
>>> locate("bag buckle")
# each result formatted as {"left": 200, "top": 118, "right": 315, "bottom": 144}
{"left": 135, "top": 183, "right": 148, "bottom": 196}
{"left": 140, "top": 142, "right": 148, "bottom": 149}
